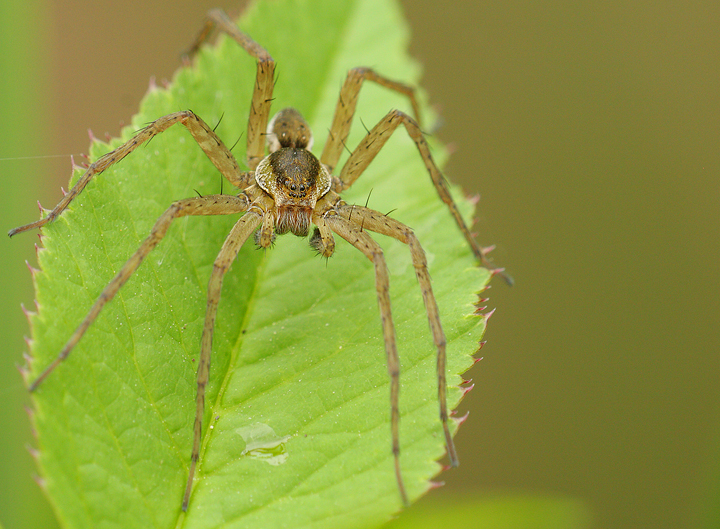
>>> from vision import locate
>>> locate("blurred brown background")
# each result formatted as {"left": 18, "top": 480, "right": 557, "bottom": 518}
{"left": 1, "top": 0, "right": 718, "bottom": 528}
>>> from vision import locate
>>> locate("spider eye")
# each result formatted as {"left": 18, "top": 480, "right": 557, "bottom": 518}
{"left": 255, "top": 148, "right": 331, "bottom": 203}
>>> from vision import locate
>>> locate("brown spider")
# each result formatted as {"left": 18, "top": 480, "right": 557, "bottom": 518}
{"left": 10, "top": 9, "right": 505, "bottom": 512}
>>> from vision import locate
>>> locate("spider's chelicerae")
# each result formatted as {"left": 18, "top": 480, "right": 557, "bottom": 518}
{"left": 11, "top": 9, "right": 506, "bottom": 511}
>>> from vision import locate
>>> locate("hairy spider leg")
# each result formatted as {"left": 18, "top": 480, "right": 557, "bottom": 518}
{"left": 334, "top": 203, "right": 458, "bottom": 467}
{"left": 183, "top": 204, "right": 266, "bottom": 511}
{"left": 321, "top": 66, "right": 421, "bottom": 174}
{"left": 322, "top": 213, "right": 407, "bottom": 504}
{"left": 186, "top": 8, "right": 275, "bottom": 171}
{"left": 337, "top": 108, "right": 511, "bottom": 283}
{"left": 28, "top": 194, "right": 249, "bottom": 391}
{"left": 8, "top": 110, "right": 252, "bottom": 238}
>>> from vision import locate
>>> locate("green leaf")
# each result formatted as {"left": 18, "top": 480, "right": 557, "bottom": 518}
{"left": 26, "top": 0, "right": 490, "bottom": 527}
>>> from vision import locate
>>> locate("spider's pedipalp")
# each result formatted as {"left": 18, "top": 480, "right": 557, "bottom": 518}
{"left": 309, "top": 216, "right": 336, "bottom": 258}
{"left": 255, "top": 204, "right": 277, "bottom": 248}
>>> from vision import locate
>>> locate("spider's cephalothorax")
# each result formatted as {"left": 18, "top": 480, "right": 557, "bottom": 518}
{"left": 255, "top": 108, "right": 331, "bottom": 238}
{"left": 10, "top": 8, "right": 507, "bottom": 513}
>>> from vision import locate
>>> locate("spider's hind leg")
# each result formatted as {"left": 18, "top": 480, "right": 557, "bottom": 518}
{"left": 183, "top": 209, "right": 264, "bottom": 511}
{"left": 323, "top": 213, "right": 407, "bottom": 505}
{"left": 335, "top": 203, "right": 459, "bottom": 467}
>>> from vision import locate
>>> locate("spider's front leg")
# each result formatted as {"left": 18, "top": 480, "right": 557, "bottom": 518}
{"left": 188, "top": 8, "right": 275, "bottom": 171}
{"left": 320, "top": 67, "right": 421, "bottom": 174}
{"left": 338, "top": 108, "right": 511, "bottom": 283}
{"left": 9, "top": 110, "right": 251, "bottom": 237}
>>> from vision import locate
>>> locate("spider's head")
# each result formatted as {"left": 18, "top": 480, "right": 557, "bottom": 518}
{"left": 255, "top": 147, "right": 331, "bottom": 237}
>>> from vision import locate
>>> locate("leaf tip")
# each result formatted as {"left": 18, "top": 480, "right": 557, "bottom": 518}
{"left": 482, "top": 307, "right": 496, "bottom": 323}
{"left": 472, "top": 304, "right": 487, "bottom": 315}
{"left": 26, "top": 443, "right": 40, "bottom": 460}
{"left": 452, "top": 411, "right": 470, "bottom": 428}
{"left": 475, "top": 284, "right": 491, "bottom": 295}
{"left": 21, "top": 349, "right": 34, "bottom": 368}
{"left": 24, "top": 262, "right": 39, "bottom": 279}
{"left": 458, "top": 384, "right": 474, "bottom": 402}
{"left": 481, "top": 244, "right": 496, "bottom": 256}
{"left": 428, "top": 480, "right": 445, "bottom": 491}
{"left": 32, "top": 474, "right": 47, "bottom": 490}
{"left": 18, "top": 360, "right": 30, "bottom": 382}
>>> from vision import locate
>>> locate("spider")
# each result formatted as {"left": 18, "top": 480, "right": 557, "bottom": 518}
{"left": 10, "top": 9, "right": 506, "bottom": 512}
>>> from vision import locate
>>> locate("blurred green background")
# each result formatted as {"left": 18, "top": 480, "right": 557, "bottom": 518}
{"left": 1, "top": 0, "right": 717, "bottom": 528}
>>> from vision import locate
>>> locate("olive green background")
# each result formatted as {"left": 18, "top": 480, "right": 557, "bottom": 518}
{"left": 1, "top": 1, "right": 717, "bottom": 528}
